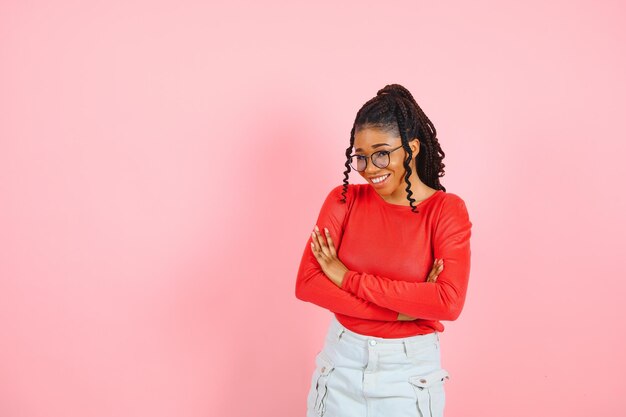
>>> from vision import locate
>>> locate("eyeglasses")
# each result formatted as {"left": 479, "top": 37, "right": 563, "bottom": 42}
{"left": 348, "top": 145, "right": 404, "bottom": 172}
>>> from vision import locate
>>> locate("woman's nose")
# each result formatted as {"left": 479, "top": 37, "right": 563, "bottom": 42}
{"left": 365, "top": 161, "right": 381, "bottom": 175}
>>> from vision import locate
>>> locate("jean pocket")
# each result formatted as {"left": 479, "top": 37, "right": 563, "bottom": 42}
{"left": 406, "top": 341, "right": 440, "bottom": 365}
{"left": 408, "top": 368, "right": 450, "bottom": 417}
{"left": 312, "top": 352, "right": 335, "bottom": 416}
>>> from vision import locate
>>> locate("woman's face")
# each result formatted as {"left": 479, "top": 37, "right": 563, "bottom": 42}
{"left": 352, "top": 127, "right": 420, "bottom": 198}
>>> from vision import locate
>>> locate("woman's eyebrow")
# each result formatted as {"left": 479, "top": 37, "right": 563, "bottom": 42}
{"left": 355, "top": 143, "right": 390, "bottom": 152}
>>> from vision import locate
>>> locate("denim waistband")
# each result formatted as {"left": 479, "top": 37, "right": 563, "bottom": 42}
{"left": 329, "top": 315, "right": 439, "bottom": 352}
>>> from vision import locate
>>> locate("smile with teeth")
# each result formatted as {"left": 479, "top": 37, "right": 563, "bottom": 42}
{"left": 371, "top": 174, "right": 390, "bottom": 184}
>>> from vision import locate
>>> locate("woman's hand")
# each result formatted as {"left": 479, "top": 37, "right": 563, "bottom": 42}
{"left": 397, "top": 258, "right": 444, "bottom": 321}
{"left": 310, "top": 225, "right": 349, "bottom": 288}
{"left": 426, "top": 257, "right": 444, "bottom": 283}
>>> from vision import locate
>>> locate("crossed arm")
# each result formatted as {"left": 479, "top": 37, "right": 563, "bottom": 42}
{"left": 340, "top": 198, "right": 472, "bottom": 321}
{"left": 294, "top": 186, "right": 400, "bottom": 321}
{"left": 295, "top": 229, "right": 401, "bottom": 321}
{"left": 295, "top": 186, "right": 472, "bottom": 322}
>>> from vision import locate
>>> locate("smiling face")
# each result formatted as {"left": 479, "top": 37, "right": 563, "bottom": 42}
{"left": 352, "top": 127, "right": 422, "bottom": 203}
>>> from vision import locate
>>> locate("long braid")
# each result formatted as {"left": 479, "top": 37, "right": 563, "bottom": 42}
{"left": 391, "top": 95, "right": 419, "bottom": 213}
{"left": 341, "top": 97, "right": 390, "bottom": 203}
{"left": 340, "top": 124, "right": 355, "bottom": 204}
{"left": 340, "top": 83, "right": 446, "bottom": 214}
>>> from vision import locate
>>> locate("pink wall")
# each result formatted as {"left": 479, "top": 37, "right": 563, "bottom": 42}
{"left": 1, "top": 1, "right": 625, "bottom": 416}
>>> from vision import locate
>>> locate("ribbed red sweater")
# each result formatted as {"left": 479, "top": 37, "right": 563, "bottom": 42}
{"left": 295, "top": 183, "right": 472, "bottom": 338}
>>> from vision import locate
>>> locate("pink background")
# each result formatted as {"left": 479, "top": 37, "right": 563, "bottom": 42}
{"left": 1, "top": 1, "right": 625, "bottom": 416}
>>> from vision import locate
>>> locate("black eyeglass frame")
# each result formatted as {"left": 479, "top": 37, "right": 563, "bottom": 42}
{"left": 348, "top": 145, "right": 405, "bottom": 172}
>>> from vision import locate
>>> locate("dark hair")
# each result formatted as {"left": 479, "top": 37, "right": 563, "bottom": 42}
{"left": 340, "top": 83, "right": 446, "bottom": 213}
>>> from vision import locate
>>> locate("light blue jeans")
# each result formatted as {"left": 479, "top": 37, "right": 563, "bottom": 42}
{"left": 306, "top": 316, "right": 450, "bottom": 417}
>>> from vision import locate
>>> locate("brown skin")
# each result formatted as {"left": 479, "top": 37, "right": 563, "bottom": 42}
{"left": 310, "top": 127, "right": 444, "bottom": 321}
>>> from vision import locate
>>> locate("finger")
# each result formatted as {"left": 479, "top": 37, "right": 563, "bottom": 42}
{"left": 310, "top": 236, "right": 328, "bottom": 263}
{"left": 430, "top": 258, "right": 438, "bottom": 271}
{"left": 432, "top": 259, "right": 444, "bottom": 274}
{"left": 314, "top": 226, "right": 331, "bottom": 256}
{"left": 427, "top": 264, "right": 440, "bottom": 282}
{"left": 428, "top": 260, "right": 439, "bottom": 277}
{"left": 311, "top": 231, "right": 324, "bottom": 258}
{"left": 324, "top": 228, "right": 337, "bottom": 256}
{"left": 311, "top": 231, "right": 319, "bottom": 251}
{"left": 430, "top": 264, "right": 444, "bottom": 282}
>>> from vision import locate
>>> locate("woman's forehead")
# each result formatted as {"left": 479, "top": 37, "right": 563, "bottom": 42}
{"left": 354, "top": 128, "right": 400, "bottom": 151}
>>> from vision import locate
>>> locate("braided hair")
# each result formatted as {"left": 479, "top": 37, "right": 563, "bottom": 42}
{"left": 340, "top": 84, "right": 446, "bottom": 214}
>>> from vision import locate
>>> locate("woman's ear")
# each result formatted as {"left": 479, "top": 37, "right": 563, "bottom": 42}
{"left": 410, "top": 138, "right": 420, "bottom": 156}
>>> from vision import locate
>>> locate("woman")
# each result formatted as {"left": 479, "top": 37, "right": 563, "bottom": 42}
{"left": 295, "top": 83, "right": 473, "bottom": 417}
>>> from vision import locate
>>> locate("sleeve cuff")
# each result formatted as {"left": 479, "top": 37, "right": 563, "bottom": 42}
{"left": 341, "top": 270, "right": 356, "bottom": 291}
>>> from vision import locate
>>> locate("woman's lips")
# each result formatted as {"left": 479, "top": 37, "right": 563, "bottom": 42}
{"left": 370, "top": 173, "right": 390, "bottom": 187}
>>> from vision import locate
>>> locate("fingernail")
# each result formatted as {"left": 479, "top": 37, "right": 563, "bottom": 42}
{"left": 324, "top": 227, "right": 329, "bottom": 233}
{"left": 315, "top": 225, "right": 319, "bottom": 232}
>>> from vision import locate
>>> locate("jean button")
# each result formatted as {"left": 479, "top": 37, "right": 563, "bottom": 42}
{"left": 369, "top": 340, "right": 377, "bottom": 346}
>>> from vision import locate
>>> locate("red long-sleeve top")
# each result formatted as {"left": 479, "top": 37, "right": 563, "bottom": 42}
{"left": 295, "top": 183, "right": 472, "bottom": 338}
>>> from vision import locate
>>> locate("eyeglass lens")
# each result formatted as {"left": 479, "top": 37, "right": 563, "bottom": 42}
{"left": 351, "top": 152, "right": 390, "bottom": 172}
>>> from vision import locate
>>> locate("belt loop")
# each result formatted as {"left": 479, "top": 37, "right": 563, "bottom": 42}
{"left": 336, "top": 327, "right": 345, "bottom": 341}
{"left": 435, "top": 331, "right": 440, "bottom": 342}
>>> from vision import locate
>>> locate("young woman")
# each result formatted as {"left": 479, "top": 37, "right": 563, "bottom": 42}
{"left": 295, "top": 83, "right": 473, "bottom": 417}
